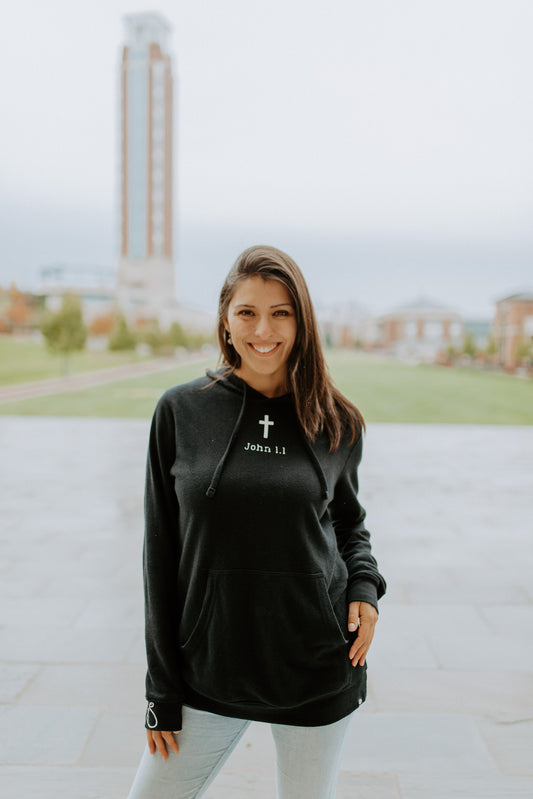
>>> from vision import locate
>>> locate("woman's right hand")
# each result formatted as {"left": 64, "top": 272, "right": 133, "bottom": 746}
{"left": 146, "top": 729, "right": 180, "bottom": 760}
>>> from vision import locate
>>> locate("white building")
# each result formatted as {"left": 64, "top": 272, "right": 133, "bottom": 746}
{"left": 317, "top": 302, "right": 379, "bottom": 349}
{"left": 37, "top": 265, "right": 116, "bottom": 322}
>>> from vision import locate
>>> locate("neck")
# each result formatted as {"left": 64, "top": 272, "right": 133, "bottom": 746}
{"left": 234, "top": 368, "right": 288, "bottom": 398}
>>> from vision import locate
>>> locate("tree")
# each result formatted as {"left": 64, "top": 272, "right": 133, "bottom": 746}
{"left": 484, "top": 337, "right": 499, "bottom": 367}
{"left": 185, "top": 330, "right": 215, "bottom": 350}
{"left": 108, "top": 313, "right": 137, "bottom": 351}
{"left": 166, "top": 321, "right": 187, "bottom": 348}
{"left": 462, "top": 331, "right": 477, "bottom": 358}
{"left": 445, "top": 344, "right": 458, "bottom": 365}
{"left": 515, "top": 339, "right": 533, "bottom": 368}
{"left": 40, "top": 294, "right": 87, "bottom": 374}
{"left": 141, "top": 319, "right": 168, "bottom": 353}
{"left": 0, "top": 283, "right": 39, "bottom": 333}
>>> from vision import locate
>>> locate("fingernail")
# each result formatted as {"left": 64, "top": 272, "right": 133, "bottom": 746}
{"left": 348, "top": 622, "right": 356, "bottom": 631}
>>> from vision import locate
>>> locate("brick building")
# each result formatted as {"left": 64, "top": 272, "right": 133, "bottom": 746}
{"left": 492, "top": 293, "right": 533, "bottom": 370}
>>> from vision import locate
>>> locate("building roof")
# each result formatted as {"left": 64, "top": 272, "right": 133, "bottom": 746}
{"left": 496, "top": 292, "right": 533, "bottom": 304}
{"left": 379, "top": 296, "right": 461, "bottom": 320}
{"left": 393, "top": 296, "right": 452, "bottom": 312}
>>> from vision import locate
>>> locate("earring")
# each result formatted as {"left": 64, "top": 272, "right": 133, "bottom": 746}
{"left": 226, "top": 330, "right": 233, "bottom": 346}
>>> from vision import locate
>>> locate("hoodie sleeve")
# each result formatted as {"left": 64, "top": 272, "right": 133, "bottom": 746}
{"left": 143, "top": 394, "right": 183, "bottom": 731}
{"left": 331, "top": 432, "right": 386, "bottom": 611}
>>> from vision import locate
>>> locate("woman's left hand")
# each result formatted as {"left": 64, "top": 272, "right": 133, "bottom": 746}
{"left": 347, "top": 601, "right": 378, "bottom": 667}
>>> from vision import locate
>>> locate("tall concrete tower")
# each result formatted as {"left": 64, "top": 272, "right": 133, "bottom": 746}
{"left": 117, "top": 12, "right": 176, "bottom": 323}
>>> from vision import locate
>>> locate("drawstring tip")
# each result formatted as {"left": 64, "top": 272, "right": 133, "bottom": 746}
{"left": 206, "top": 486, "right": 216, "bottom": 498}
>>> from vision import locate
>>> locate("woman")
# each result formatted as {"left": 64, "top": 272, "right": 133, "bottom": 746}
{"left": 127, "top": 245, "right": 386, "bottom": 799}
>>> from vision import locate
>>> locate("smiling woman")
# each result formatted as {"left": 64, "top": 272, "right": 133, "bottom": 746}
{"left": 126, "top": 245, "right": 386, "bottom": 799}
{"left": 216, "top": 245, "right": 366, "bottom": 449}
{"left": 223, "top": 276, "right": 297, "bottom": 397}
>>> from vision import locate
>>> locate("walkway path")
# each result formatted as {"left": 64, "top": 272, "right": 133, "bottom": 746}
{"left": 0, "top": 418, "right": 532, "bottom": 798}
{"left": 0, "top": 355, "right": 202, "bottom": 404}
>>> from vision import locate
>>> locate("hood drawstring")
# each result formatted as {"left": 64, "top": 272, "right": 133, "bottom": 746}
{"left": 206, "top": 382, "right": 248, "bottom": 498}
{"left": 298, "top": 430, "right": 330, "bottom": 501}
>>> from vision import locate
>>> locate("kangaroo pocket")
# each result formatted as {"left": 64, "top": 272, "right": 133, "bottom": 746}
{"left": 180, "top": 570, "right": 351, "bottom": 707}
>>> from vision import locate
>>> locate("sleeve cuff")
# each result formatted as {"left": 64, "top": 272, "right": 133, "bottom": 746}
{"left": 347, "top": 578, "right": 380, "bottom": 612}
{"left": 145, "top": 701, "right": 183, "bottom": 732}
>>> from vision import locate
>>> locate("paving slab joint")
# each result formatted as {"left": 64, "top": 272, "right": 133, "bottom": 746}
{"left": 76, "top": 709, "right": 105, "bottom": 766}
{"left": 15, "top": 664, "right": 44, "bottom": 703}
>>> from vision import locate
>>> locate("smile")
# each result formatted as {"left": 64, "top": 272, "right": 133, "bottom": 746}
{"left": 249, "top": 343, "right": 281, "bottom": 354}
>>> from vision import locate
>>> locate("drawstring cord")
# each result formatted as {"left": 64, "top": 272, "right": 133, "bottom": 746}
{"left": 298, "top": 429, "right": 330, "bottom": 501}
{"left": 205, "top": 382, "right": 248, "bottom": 498}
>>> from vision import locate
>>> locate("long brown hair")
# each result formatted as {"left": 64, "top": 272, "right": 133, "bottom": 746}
{"left": 217, "top": 245, "right": 365, "bottom": 451}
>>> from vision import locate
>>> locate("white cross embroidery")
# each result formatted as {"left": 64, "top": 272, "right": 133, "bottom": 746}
{"left": 259, "top": 414, "right": 274, "bottom": 439}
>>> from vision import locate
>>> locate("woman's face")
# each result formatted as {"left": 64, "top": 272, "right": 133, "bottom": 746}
{"left": 225, "top": 276, "right": 297, "bottom": 397}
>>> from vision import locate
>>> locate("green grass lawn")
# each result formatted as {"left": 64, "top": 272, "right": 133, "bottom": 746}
{"left": 0, "top": 359, "right": 213, "bottom": 418}
{"left": 0, "top": 346, "right": 531, "bottom": 424}
{"left": 329, "top": 350, "right": 533, "bottom": 424}
{"left": 0, "top": 336, "right": 148, "bottom": 385}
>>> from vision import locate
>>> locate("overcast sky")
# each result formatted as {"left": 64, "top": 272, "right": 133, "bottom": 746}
{"left": 1, "top": 0, "right": 532, "bottom": 317}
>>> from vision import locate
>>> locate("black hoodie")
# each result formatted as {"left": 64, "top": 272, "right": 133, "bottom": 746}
{"left": 143, "top": 369, "right": 386, "bottom": 732}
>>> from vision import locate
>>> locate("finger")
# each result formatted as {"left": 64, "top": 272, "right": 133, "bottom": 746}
{"left": 153, "top": 731, "right": 169, "bottom": 761}
{"left": 350, "top": 629, "right": 376, "bottom": 665}
{"left": 351, "top": 641, "right": 370, "bottom": 666}
{"left": 349, "top": 639, "right": 367, "bottom": 663}
{"left": 349, "top": 624, "right": 376, "bottom": 663}
{"left": 347, "top": 602, "right": 360, "bottom": 633}
{"left": 350, "top": 639, "right": 369, "bottom": 666}
{"left": 349, "top": 625, "right": 375, "bottom": 653}
{"left": 162, "top": 730, "right": 180, "bottom": 755}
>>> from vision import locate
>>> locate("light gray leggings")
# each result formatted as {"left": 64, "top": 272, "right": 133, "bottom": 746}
{"left": 127, "top": 705, "right": 353, "bottom": 799}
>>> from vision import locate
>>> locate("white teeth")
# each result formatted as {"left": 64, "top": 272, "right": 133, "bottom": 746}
{"left": 252, "top": 344, "right": 278, "bottom": 353}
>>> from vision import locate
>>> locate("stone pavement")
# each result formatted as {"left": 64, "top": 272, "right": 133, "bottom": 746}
{"left": 0, "top": 416, "right": 532, "bottom": 798}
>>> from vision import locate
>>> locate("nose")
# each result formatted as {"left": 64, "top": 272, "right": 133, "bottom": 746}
{"left": 254, "top": 315, "right": 273, "bottom": 339}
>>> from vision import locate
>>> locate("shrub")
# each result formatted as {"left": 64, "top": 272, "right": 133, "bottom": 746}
{"left": 108, "top": 313, "right": 137, "bottom": 351}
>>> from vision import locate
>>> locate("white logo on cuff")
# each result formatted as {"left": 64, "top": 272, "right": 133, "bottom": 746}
{"left": 146, "top": 701, "right": 159, "bottom": 728}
